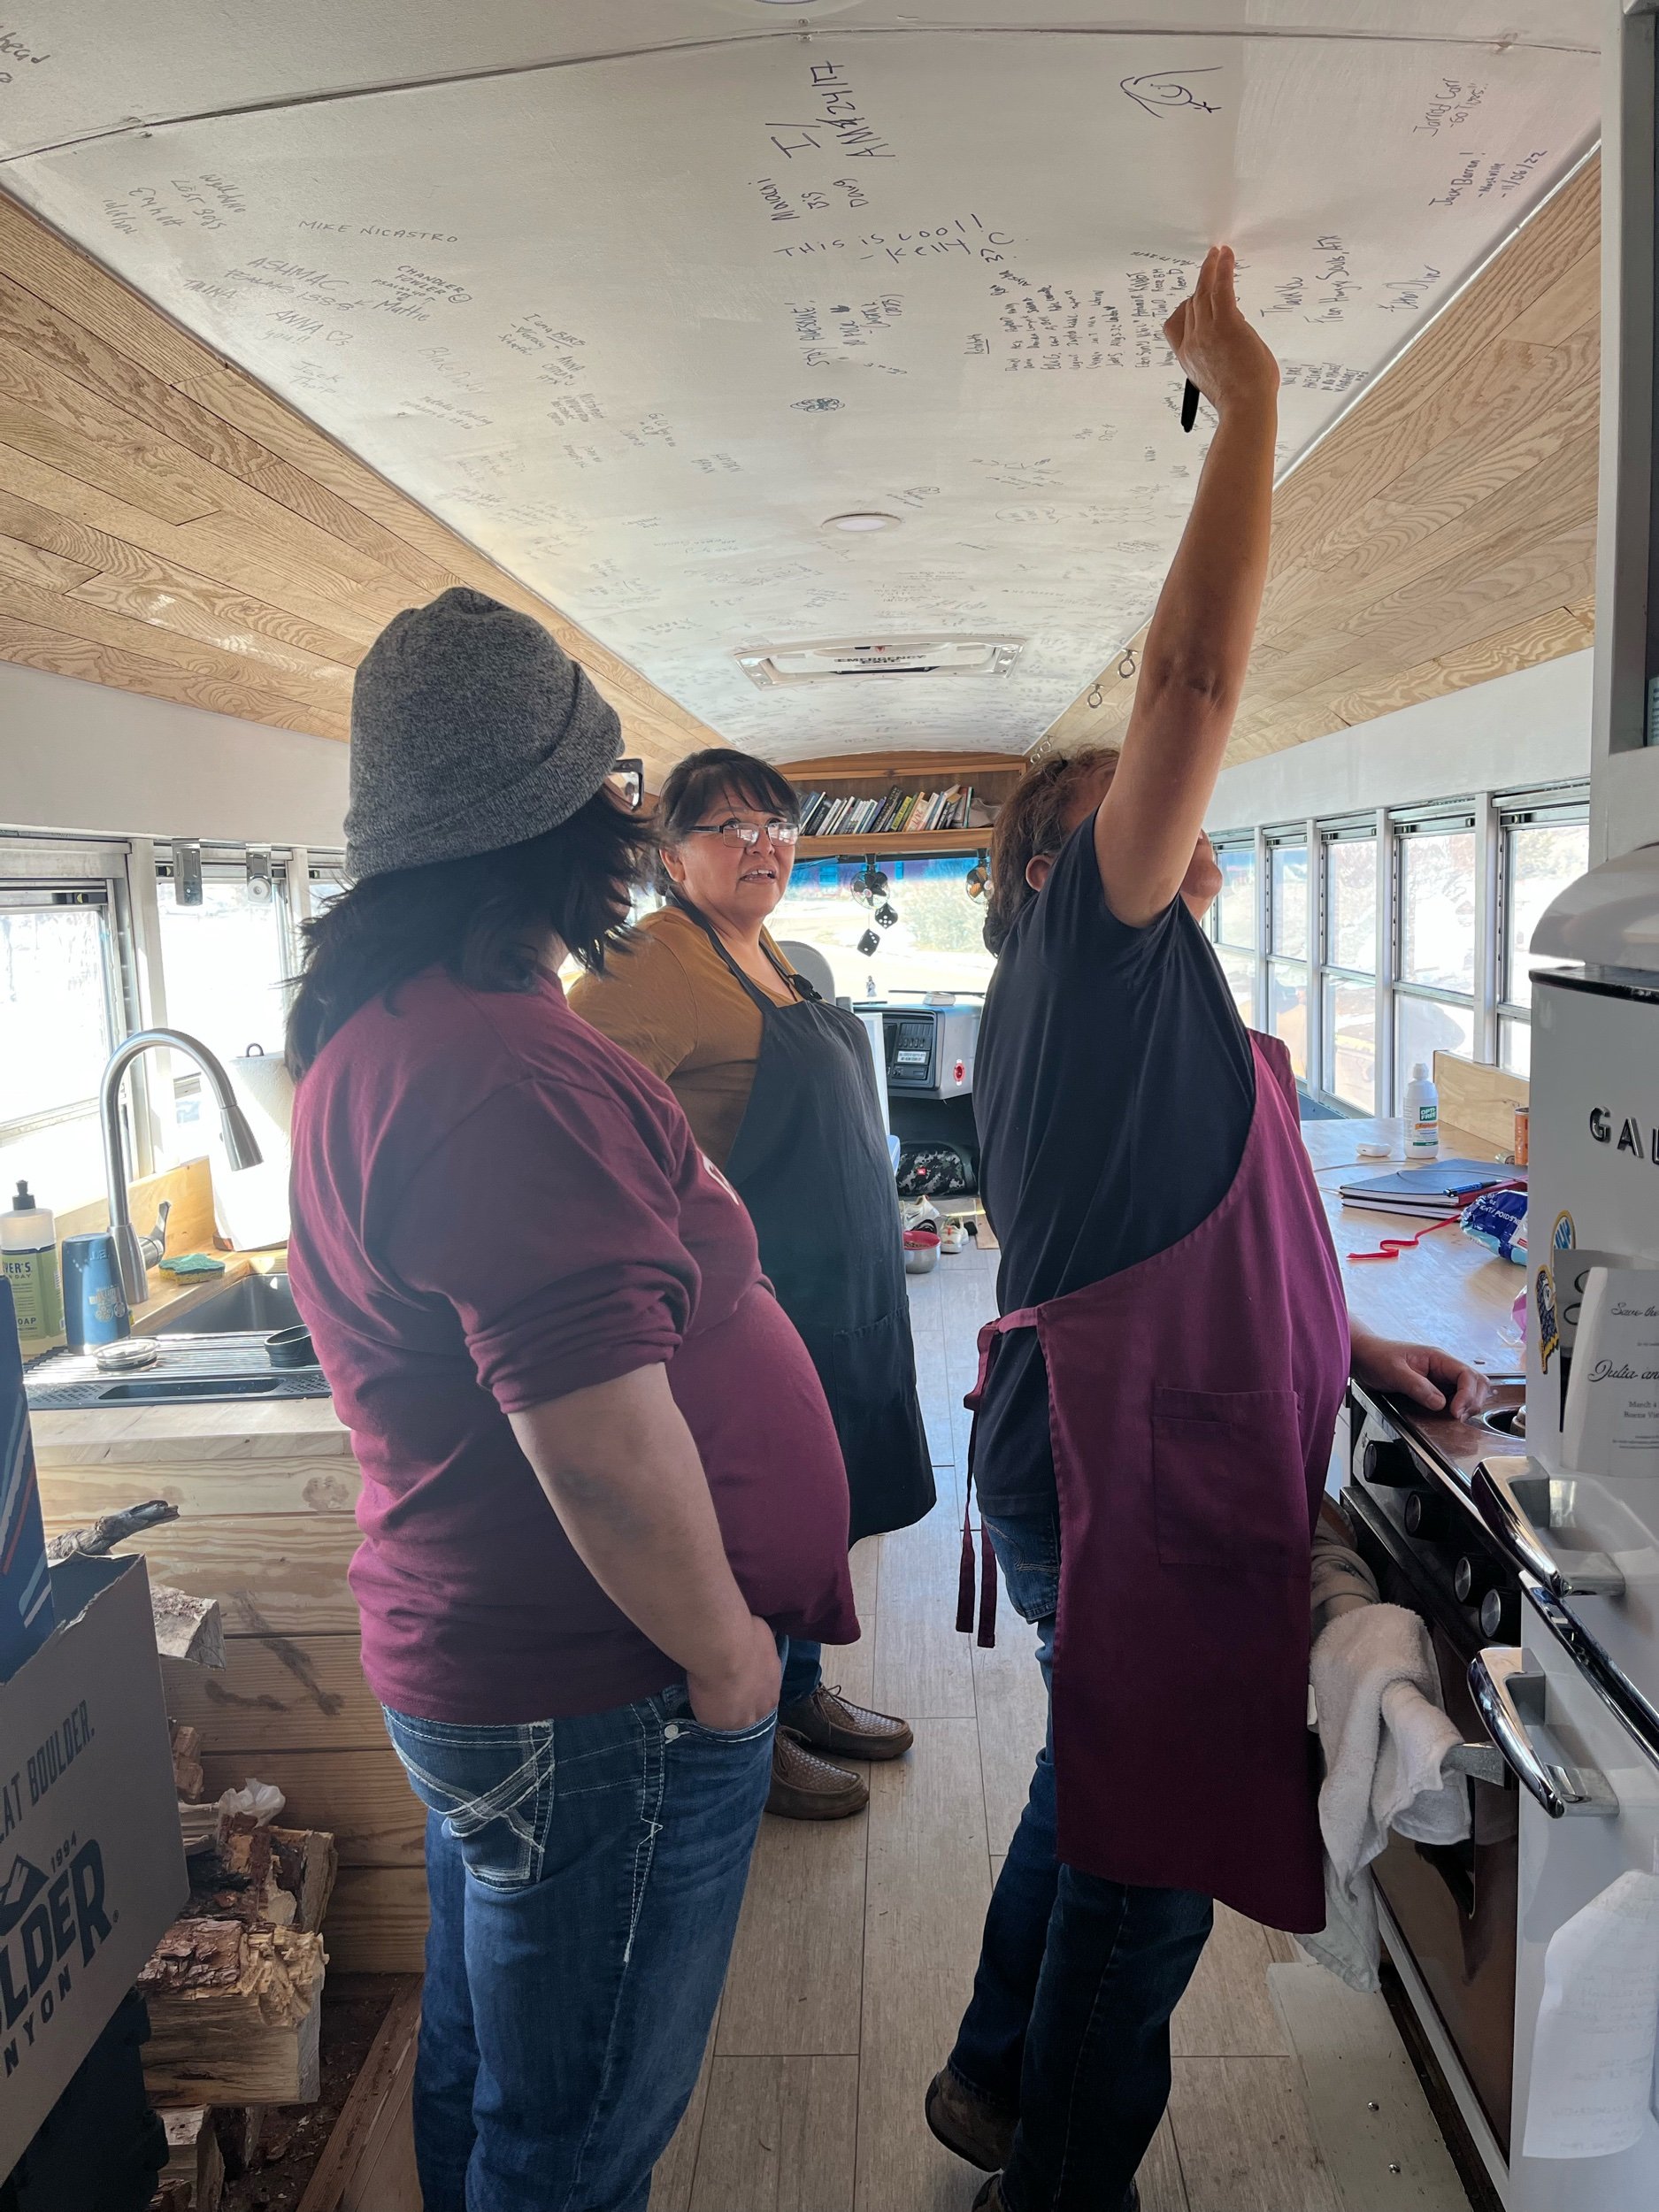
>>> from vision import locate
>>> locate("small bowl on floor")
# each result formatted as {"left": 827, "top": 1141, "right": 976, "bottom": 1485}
{"left": 902, "top": 1228, "right": 941, "bottom": 1276}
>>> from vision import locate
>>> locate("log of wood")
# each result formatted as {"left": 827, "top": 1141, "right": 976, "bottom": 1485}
{"left": 179, "top": 1801, "right": 220, "bottom": 1855}
{"left": 172, "top": 1724, "right": 205, "bottom": 1802}
{"left": 150, "top": 1582, "right": 225, "bottom": 1669}
{"left": 210, "top": 2105, "right": 265, "bottom": 2183}
{"left": 139, "top": 1923, "right": 326, "bottom": 2104}
{"left": 186, "top": 1816, "right": 291, "bottom": 1927}
{"left": 152, "top": 2106, "right": 225, "bottom": 2212}
{"left": 182, "top": 1816, "right": 338, "bottom": 1931}
{"left": 273, "top": 1824, "right": 339, "bottom": 1935}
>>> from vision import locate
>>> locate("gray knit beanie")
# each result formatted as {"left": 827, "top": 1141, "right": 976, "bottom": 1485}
{"left": 345, "top": 588, "right": 622, "bottom": 879}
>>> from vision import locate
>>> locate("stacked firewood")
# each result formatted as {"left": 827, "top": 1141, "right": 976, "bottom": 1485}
{"left": 145, "top": 1739, "right": 337, "bottom": 2209}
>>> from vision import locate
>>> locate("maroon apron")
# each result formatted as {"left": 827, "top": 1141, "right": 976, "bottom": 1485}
{"left": 964, "top": 1033, "right": 1348, "bottom": 1932}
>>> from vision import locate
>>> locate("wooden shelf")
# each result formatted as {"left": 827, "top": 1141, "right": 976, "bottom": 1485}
{"left": 795, "top": 828, "right": 991, "bottom": 860}
{"left": 780, "top": 749, "right": 1023, "bottom": 790}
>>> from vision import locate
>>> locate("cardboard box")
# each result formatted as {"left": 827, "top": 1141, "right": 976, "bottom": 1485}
{"left": 0, "top": 1554, "right": 188, "bottom": 2173}
{"left": 0, "top": 1280, "right": 53, "bottom": 1683}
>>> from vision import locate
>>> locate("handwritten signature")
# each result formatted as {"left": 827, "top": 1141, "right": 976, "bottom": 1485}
{"left": 1120, "top": 69, "right": 1221, "bottom": 119}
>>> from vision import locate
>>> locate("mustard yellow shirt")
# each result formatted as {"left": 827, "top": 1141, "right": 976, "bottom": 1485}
{"left": 570, "top": 906, "right": 799, "bottom": 1170}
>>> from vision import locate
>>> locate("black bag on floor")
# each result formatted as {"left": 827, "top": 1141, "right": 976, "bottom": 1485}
{"left": 895, "top": 1142, "right": 975, "bottom": 1198}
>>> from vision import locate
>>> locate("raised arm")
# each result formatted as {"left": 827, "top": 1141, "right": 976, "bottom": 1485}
{"left": 1094, "top": 245, "right": 1280, "bottom": 926}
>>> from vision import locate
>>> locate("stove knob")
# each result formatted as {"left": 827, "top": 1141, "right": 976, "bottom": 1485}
{"left": 1479, "top": 1586, "right": 1520, "bottom": 1642}
{"left": 1360, "top": 1438, "right": 1421, "bottom": 1488}
{"left": 1403, "top": 1488, "right": 1448, "bottom": 1540}
{"left": 1454, "top": 1554, "right": 1500, "bottom": 1606}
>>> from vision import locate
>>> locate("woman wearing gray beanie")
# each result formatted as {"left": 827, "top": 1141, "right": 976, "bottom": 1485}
{"left": 284, "top": 589, "right": 859, "bottom": 2212}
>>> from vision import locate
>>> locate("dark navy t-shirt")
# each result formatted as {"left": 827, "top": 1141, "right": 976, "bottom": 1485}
{"left": 972, "top": 809, "right": 1257, "bottom": 1512}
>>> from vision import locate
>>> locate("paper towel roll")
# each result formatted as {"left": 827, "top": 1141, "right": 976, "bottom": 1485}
{"left": 233, "top": 1048, "right": 294, "bottom": 1140}
{"left": 212, "top": 1048, "right": 294, "bottom": 1250}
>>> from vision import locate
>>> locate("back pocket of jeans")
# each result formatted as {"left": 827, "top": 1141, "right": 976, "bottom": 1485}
{"left": 1150, "top": 1386, "right": 1309, "bottom": 1572}
{"left": 385, "top": 1716, "right": 550, "bottom": 1891}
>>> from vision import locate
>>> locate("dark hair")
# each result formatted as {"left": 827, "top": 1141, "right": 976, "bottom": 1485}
{"left": 653, "top": 747, "right": 800, "bottom": 892}
{"left": 285, "top": 783, "right": 653, "bottom": 1078}
{"left": 983, "top": 746, "right": 1120, "bottom": 956}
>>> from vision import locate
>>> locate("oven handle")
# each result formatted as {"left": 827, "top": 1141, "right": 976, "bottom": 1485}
{"left": 1470, "top": 1460, "right": 1625, "bottom": 1599}
{"left": 1468, "top": 1646, "right": 1620, "bottom": 1819}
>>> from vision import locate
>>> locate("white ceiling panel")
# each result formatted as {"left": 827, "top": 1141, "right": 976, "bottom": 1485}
{"left": 0, "top": 16, "right": 1601, "bottom": 757}
{"left": 0, "top": 4, "right": 1601, "bottom": 162}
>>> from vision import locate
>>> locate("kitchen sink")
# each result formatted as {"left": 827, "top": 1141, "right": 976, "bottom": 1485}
{"left": 153, "top": 1271, "right": 302, "bottom": 1336}
{"left": 94, "top": 1374, "right": 286, "bottom": 1402}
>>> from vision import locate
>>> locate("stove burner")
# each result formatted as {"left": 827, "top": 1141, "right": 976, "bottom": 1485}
{"left": 1479, "top": 1404, "right": 1525, "bottom": 1437}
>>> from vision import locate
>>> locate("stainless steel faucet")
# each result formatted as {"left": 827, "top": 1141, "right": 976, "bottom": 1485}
{"left": 100, "top": 1029, "right": 264, "bottom": 1304}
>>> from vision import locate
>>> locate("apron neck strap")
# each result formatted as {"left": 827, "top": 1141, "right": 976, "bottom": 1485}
{"left": 668, "top": 892, "right": 816, "bottom": 1007}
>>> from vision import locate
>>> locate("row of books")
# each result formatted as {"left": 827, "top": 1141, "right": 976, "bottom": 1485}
{"left": 796, "top": 785, "right": 977, "bottom": 838}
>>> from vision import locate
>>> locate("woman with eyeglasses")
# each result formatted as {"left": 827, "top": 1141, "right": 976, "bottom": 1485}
{"left": 572, "top": 749, "right": 934, "bottom": 1819}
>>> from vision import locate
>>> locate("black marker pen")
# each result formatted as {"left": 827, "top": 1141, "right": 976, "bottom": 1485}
{"left": 1180, "top": 378, "right": 1200, "bottom": 432}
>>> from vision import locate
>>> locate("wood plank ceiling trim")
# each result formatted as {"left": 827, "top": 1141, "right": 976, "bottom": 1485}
{"left": 0, "top": 189, "right": 721, "bottom": 782}
{"left": 1041, "top": 158, "right": 1601, "bottom": 769}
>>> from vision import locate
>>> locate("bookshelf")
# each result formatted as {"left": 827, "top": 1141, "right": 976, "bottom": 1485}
{"left": 780, "top": 749, "right": 1024, "bottom": 861}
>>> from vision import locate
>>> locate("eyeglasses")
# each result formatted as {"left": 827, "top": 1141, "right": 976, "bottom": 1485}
{"left": 686, "top": 818, "right": 800, "bottom": 849}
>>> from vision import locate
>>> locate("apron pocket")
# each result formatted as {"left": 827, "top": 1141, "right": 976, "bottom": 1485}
{"left": 828, "top": 1307, "right": 909, "bottom": 1442}
{"left": 1150, "top": 1386, "right": 1308, "bottom": 1572}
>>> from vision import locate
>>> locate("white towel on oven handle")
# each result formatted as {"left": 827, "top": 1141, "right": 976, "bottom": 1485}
{"left": 1301, "top": 1601, "right": 1471, "bottom": 1992}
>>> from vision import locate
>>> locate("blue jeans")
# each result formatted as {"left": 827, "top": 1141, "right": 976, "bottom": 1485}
{"left": 779, "top": 1637, "right": 823, "bottom": 1708}
{"left": 948, "top": 1510, "right": 1214, "bottom": 2212}
{"left": 383, "top": 1682, "right": 775, "bottom": 2212}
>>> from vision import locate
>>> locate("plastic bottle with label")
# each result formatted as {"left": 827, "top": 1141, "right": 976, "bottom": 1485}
{"left": 1, "top": 1181, "right": 63, "bottom": 1348}
{"left": 1403, "top": 1064, "right": 1440, "bottom": 1159}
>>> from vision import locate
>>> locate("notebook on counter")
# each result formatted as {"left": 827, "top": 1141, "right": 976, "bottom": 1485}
{"left": 1338, "top": 1159, "right": 1525, "bottom": 1217}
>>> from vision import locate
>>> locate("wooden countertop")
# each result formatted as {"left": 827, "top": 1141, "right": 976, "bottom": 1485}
{"left": 34, "top": 1118, "right": 1525, "bottom": 1463}
{"left": 1302, "top": 1116, "right": 1524, "bottom": 1379}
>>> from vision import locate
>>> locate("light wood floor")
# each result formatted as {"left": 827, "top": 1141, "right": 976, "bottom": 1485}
{"left": 650, "top": 1239, "right": 1468, "bottom": 2212}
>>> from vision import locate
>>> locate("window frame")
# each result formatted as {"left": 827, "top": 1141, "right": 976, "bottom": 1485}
{"left": 1202, "top": 776, "right": 1589, "bottom": 1120}
{"left": 1263, "top": 823, "right": 1314, "bottom": 1084}
{"left": 1493, "top": 791, "right": 1592, "bottom": 1075}
{"left": 0, "top": 833, "right": 146, "bottom": 1198}
{"left": 1317, "top": 818, "right": 1379, "bottom": 1113}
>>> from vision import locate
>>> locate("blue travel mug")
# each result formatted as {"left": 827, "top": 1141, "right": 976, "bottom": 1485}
{"left": 61, "top": 1233, "right": 132, "bottom": 1351}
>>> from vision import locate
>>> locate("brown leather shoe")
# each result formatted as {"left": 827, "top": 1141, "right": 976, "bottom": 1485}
{"left": 765, "top": 1728, "right": 869, "bottom": 1820}
{"left": 926, "top": 2069, "right": 1016, "bottom": 2172}
{"left": 778, "top": 1684, "right": 914, "bottom": 1762}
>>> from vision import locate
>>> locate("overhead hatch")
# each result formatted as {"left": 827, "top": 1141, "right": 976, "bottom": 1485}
{"left": 733, "top": 636, "right": 1025, "bottom": 689}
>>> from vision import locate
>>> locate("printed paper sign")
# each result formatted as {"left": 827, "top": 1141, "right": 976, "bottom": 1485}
{"left": 1523, "top": 1870, "right": 1659, "bottom": 2160}
{"left": 1562, "top": 1269, "right": 1659, "bottom": 1478}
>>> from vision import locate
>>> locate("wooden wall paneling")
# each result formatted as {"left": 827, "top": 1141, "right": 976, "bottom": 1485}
{"left": 160, "top": 1634, "right": 386, "bottom": 1751}
{"left": 1043, "top": 159, "right": 1602, "bottom": 766}
{"left": 1322, "top": 601, "right": 1594, "bottom": 731}
{"left": 0, "top": 439, "right": 394, "bottom": 647}
{"left": 0, "top": 611, "right": 349, "bottom": 736}
{"left": 0, "top": 187, "right": 720, "bottom": 778}
{"left": 199, "top": 1747, "right": 423, "bottom": 1868}
{"left": 324, "top": 1869, "right": 430, "bottom": 1975}
{"left": 43, "top": 1511, "right": 361, "bottom": 1632}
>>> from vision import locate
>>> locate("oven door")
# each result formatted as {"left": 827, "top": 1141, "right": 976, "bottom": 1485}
{"left": 1505, "top": 1602, "right": 1659, "bottom": 2212}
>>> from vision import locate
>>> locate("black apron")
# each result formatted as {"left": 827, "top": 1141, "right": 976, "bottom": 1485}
{"left": 684, "top": 905, "right": 935, "bottom": 1546}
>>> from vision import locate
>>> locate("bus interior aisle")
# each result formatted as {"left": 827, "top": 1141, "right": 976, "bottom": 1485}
{"left": 650, "top": 1233, "right": 1480, "bottom": 2212}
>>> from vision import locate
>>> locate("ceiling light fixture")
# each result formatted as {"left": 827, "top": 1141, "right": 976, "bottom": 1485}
{"left": 825, "top": 511, "right": 902, "bottom": 534}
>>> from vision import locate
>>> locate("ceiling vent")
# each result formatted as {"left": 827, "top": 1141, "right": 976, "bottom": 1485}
{"left": 733, "top": 635, "right": 1024, "bottom": 688}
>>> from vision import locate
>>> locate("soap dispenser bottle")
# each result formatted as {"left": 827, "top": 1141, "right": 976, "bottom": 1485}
{"left": 1, "top": 1181, "right": 63, "bottom": 1348}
